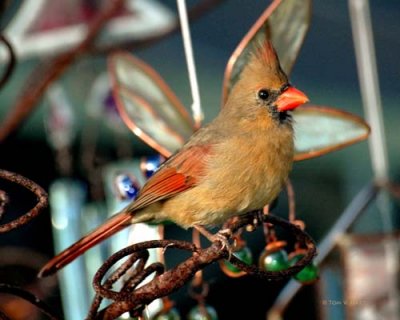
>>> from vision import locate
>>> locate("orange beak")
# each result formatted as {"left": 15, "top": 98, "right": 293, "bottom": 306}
{"left": 276, "top": 87, "right": 309, "bottom": 112}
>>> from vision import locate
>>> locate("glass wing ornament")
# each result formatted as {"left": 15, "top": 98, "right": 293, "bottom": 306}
{"left": 108, "top": 0, "right": 370, "bottom": 161}
{"left": 222, "top": 0, "right": 312, "bottom": 102}
{"left": 1, "top": 0, "right": 175, "bottom": 62}
{"left": 109, "top": 52, "right": 195, "bottom": 157}
{"left": 222, "top": 0, "right": 370, "bottom": 161}
{"left": 293, "top": 106, "right": 370, "bottom": 161}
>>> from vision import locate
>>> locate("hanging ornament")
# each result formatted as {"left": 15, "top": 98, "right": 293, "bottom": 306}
{"left": 188, "top": 230, "right": 219, "bottom": 320}
{"left": 153, "top": 308, "right": 181, "bottom": 320}
{"left": 187, "top": 277, "right": 219, "bottom": 320}
{"left": 288, "top": 249, "right": 319, "bottom": 284}
{"left": 114, "top": 173, "right": 140, "bottom": 201}
{"left": 152, "top": 308, "right": 180, "bottom": 320}
{"left": 258, "top": 240, "right": 289, "bottom": 272}
{"left": 258, "top": 205, "right": 289, "bottom": 272}
{"left": 187, "top": 305, "right": 218, "bottom": 320}
{"left": 219, "top": 235, "right": 253, "bottom": 278}
{"left": 152, "top": 297, "right": 181, "bottom": 320}
{"left": 284, "top": 180, "right": 318, "bottom": 284}
{"left": 140, "top": 154, "right": 166, "bottom": 178}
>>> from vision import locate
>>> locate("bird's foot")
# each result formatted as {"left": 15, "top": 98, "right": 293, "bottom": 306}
{"left": 214, "top": 228, "right": 233, "bottom": 252}
{"left": 194, "top": 226, "right": 233, "bottom": 258}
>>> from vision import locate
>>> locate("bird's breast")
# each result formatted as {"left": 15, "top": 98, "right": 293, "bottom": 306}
{"left": 216, "top": 130, "right": 292, "bottom": 205}
{"left": 160, "top": 126, "right": 295, "bottom": 227}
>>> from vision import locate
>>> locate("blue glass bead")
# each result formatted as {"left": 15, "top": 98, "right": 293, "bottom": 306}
{"left": 141, "top": 154, "right": 165, "bottom": 178}
{"left": 115, "top": 174, "right": 140, "bottom": 200}
{"left": 187, "top": 305, "right": 218, "bottom": 320}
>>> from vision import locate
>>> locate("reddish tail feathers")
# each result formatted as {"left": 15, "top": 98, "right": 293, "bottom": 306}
{"left": 38, "top": 212, "right": 132, "bottom": 278}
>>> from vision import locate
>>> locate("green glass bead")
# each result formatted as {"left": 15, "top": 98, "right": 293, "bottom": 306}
{"left": 187, "top": 305, "right": 218, "bottom": 320}
{"left": 223, "top": 246, "right": 253, "bottom": 273}
{"left": 260, "top": 249, "right": 289, "bottom": 272}
{"left": 289, "top": 254, "right": 319, "bottom": 284}
{"left": 153, "top": 307, "right": 181, "bottom": 320}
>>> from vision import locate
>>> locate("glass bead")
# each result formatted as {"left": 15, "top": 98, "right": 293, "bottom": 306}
{"left": 119, "top": 311, "right": 138, "bottom": 319}
{"left": 187, "top": 305, "right": 218, "bottom": 320}
{"left": 141, "top": 155, "right": 165, "bottom": 178}
{"left": 222, "top": 246, "right": 253, "bottom": 274}
{"left": 259, "top": 249, "right": 289, "bottom": 272}
{"left": 115, "top": 174, "right": 140, "bottom": 200}
{"left": 153, "top": 307, "right": 181, "bottom": 320}
{"left": 289, "top": 253, "right": 319, "bottom": 284}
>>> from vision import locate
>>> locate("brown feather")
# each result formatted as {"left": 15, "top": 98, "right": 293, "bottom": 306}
{"left": 38, "top": 146, "right": 213, "bottom": 277}
{"left": 124, "top": 145, "right": 213, "bottom": 213}
{"left": 38, "top": 212, "right": 132, "bottom": 277}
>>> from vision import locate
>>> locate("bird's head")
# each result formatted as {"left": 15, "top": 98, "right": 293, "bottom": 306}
{"left": 227, "top": 41, "right": 309, "bottom": 125}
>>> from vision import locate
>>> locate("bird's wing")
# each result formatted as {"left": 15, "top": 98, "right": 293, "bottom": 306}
{"left": 126, "top": 145, "right": 213, "bottom": 212}
{"left": 38, "top": 145, "right": 213, "bottom": 278}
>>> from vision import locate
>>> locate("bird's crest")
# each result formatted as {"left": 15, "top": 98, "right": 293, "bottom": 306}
{"left": 253, "top": 40, "right": 281, "bottom": 71}
{"left": 238, "top": 40, "right": 287, "bottom": 90}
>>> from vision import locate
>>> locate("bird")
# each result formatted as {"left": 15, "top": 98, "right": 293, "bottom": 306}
{"left": 38, "top": 41, "right": 308, "bottom": 278}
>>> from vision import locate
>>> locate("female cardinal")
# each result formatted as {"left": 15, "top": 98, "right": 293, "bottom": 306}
{"left": 38, "top": 41, "right": 308, "bottom": 277}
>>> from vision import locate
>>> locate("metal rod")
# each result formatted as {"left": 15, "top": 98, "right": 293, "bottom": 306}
{"left": 269, "top": 2, "right": 394, "bottom": 318}
{"left": 177, "top": 0, "right": 203, "bottom": 127}
{"left": 349, "top": 3, "right": 398, "bottom": 314}
{"left": 348, "top": 0, "right": 389, "bottom": 182}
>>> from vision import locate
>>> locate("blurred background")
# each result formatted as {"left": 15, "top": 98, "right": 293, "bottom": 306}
{"left": 0, "top": 0, "right": 399, "bottom": 319}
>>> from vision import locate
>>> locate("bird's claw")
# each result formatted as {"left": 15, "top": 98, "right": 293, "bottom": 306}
{"left": 215, "top": 229, "right": 232, "bottom": 248}
{"left": 193, "top": 226, "right": 233, "bottom": 258}
{"left": 212, "top": 229, "right": 233, "bottom": 259}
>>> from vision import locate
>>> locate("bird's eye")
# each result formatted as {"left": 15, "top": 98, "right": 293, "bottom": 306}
{"left": 258, "top": 89, "right": 269, "bottom": 101}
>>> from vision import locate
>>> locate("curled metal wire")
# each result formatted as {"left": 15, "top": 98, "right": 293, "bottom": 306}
{"left": 88, "top": 212, "right": 316, "bottom": 319}
{"left": 0, "top": 169, "right": 48, "bottom": 233}
{"left": 0, "top": 35, "right": 16, "bottom": 90}
{"left": 0, "top": 171, "right": 55, "bottom": 319}
{"left": 90, "top": 240, "right": 198, "bottom": 319}
{"left": 0, "top": 284, "right": 60, "bottom": 320}
{"left": 0, "top": 190, "right": 8, "bottom": 220}
{"left": 0, "top": 246, "right": 58, "bottom": 297}
{"left": 226, "top": 213, "right": 316, "bottom": 280}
